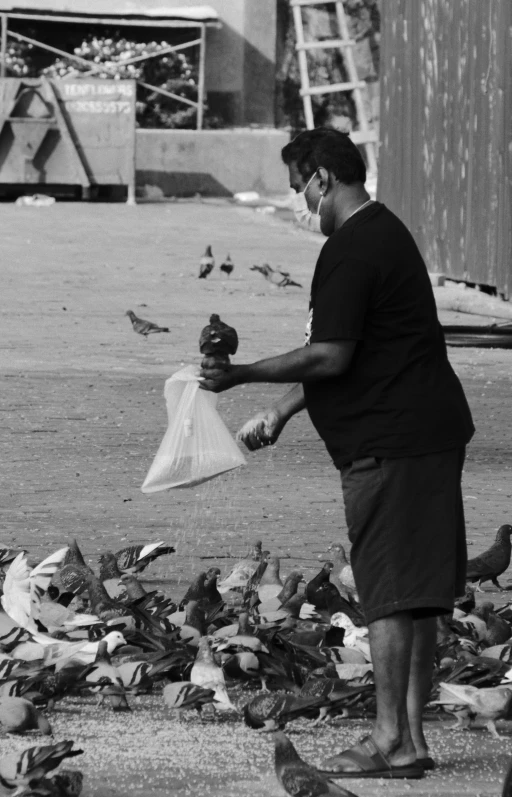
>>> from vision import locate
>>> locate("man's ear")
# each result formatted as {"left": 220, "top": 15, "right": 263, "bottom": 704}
{"left": 316, "top": 166, "right": 331, "bottom": 195}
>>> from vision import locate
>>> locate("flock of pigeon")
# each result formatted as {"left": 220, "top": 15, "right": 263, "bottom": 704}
{"left": 125, "top": 246, "right": 303, "bottom": 339}
{"left": 0, "top": 527, "right": 512, "bottom": 796}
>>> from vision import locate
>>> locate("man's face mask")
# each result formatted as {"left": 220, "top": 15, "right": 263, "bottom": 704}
{"left": 291, "top": 169, "right": 324, "bottom": 234}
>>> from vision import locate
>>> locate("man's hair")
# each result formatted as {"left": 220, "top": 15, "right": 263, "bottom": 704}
{"left": 281, "top": 128, "right": 366, "bottom": 185}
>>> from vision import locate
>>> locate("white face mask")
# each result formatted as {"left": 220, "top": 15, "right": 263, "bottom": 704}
{"left": 291, "top": 170, "right": 324, "bottom": 234}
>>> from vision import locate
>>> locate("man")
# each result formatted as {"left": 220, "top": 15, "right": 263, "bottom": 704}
{"left": 200, "top": 128, "right": 474, "bottom": 779}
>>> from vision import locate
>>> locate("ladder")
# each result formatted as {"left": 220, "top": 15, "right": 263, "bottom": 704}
{"left": 291, "top": 0, "right": 378, "bottom": 173}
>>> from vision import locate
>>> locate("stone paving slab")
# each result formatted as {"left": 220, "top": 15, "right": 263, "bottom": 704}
{"left": 1, "top": 201, "right": 512, "bottom": 796}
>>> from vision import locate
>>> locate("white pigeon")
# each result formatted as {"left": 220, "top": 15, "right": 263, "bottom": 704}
{"left": 432, "top": 682, "right": 512, "bottom": 738}
{"left": 190, "top": 637, "right": 237, "bottom": 712}
{"left": 11, "top": 630, "right": 126, "bottom": 666}
{"left": 1, "top": 548, "right": 68, "bottom": 632}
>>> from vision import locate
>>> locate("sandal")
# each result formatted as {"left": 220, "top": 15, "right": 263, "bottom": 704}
{"left": 320, "top": 736, "right": 425, "bottom": 779}
{"left": 417, "top": 756, "right": 436, "bottom": 771}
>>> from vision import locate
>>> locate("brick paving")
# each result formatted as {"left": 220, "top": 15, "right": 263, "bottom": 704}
{"left": 1, "top": 201, "right": 512, "bottom": 795}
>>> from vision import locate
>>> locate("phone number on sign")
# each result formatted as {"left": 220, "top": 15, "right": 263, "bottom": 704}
{"left": 66, "top": 100, "right": 132, "bottom": 114}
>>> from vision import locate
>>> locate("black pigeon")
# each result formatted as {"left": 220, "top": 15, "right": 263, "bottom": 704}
{"left": 306, "top": 563, "right": 335, "bottom": 610}
{"left": 126, "top": 310, "right": 169, "bottom": 337}
{"left": 220, "top": 253, "right": 234, "bottom": 278}
{"left": 199, "top": 314, "right": 239, "bottom": 359}
{"left": 274, "top": 731, "right": 358, "bottom": 797}
{"left": 199, "top": 245, "right": 215, "bottom": 278}
{"left": 466, "top": 525, "right": 512, "bottom": 590}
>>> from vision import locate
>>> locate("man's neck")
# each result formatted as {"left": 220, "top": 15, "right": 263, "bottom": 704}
{"left": 334, "top": 187, "right": 372, "bottom": 229}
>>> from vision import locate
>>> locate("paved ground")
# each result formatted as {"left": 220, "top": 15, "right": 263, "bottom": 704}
{"left": 1, "top": 200, "right": 512, "bottom": 796}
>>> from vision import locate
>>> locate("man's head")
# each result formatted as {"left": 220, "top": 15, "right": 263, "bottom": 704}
{"left": 281, "top": 128, "right": 367, "bottom": 236}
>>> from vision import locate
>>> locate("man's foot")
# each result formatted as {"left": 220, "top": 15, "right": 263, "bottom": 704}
{"left": 320, "top": 736, "right": 424, "bottom": 780}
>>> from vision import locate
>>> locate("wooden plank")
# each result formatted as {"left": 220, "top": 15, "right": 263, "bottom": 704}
{"left": 291, "top": 0, "right": 339, "bottom": 6}
{"left": 5, "top": 12, "right": 220, "bottom": 28}
{"left": 296, "top": 39, "right": 356, "bottom": 50}
{"left": 0, "top": 14, "right": 6, "bottom": 79}
{"left": 291, "top": 2, "right": 314, "bottom": 128}
{"left": 196, "top": 24, "right": 206, "bottom": 130}
{"left": 301, "top": 81, "right": 366, "bottom": 96}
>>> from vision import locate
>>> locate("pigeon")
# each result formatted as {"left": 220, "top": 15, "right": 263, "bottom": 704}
{"left": 243, "top": 692, "right": 329, "bottom": 732}
{"left": 98, "top": 553, "right": 126, "bottom": 599}
{"left": 163, "top": 682, "right": 216, "bottom": 718}
{"left": 278, "top": 275, "right": 302, "bottom": 288}
{"left": 473, "top": 602, "right": 511, "bottom": 646}
{"left": 219, "top": 253, "right": 234, "bottom": 278}
{"left": 433, "top": 682, "right": 512, "bottom": 737}
{"left": 249, "top": 264, "right": 302, "bottom": 288}
{"left": 179, "top": 572, "right": 208, "bottom": 610}
{"left": 112, "top": 542, "right": 175, "bottom": 574}
{"left": 0, "top": 547, "right": 27, "bottom": 569}
{"left": 0, "top": 740, "right": 83, "bottom": 795}
{"left": 126, "top": 310, "right": 169, "bottom": 338}
{"left": 321, "top": 544, "right": 357, "bottom": 598}
{"left": 82, "top": 573, "right": 130, "bottom": 622}
{"left": 274, "top": 731, "right": 358, "bottom": 797}
{"left": 44, "top": 769, "right": 84, "bottom": 796}
{"left": 118, "top": 574, "right": 147, "bottom": 602}
{"left": 277, "top": 572, "right": 305, "bottom": 606}
{"left": 80, "top": 641, "right": 130, "bottom": 711}
{"left": 218, "top": 540, "right": 263, "bottom": 593}
{"left": 190, "top": 637, "right": 237, "bottom": 712}
{"left": 1, "top": 548, "right": 68, "bottom": 632}
{"left": 199, "top": 314, "right": 239, "bottom": 361}
{"left": 0, "top": 696, "right": 52, "bottom": 735}
{"left": 257, "top": 556, "right": 283, "bottom": 603}
{"left": 306, "top": 563, "right": 336, "bottom": 610}
{"left": 466, "top": 525, "right": 512, "bottom": 590}
{"left": 199, "top": 245, "right": 215, "bottom": 278}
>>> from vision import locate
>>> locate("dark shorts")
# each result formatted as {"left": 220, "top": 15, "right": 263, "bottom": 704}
{"left": 341, "top": 447, "right": 467, "bottom": 624}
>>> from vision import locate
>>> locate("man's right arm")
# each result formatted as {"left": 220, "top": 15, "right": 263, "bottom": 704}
{"left": 237, "top": 383, "right": 305, "bottom": 451}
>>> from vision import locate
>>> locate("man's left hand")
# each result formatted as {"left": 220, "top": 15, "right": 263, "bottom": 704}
{"left": 199, "top": 363, "right": 241, "bottom": 393}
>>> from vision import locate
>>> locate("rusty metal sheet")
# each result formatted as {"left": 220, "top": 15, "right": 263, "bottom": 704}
{"left": 378, "top": 0, "right": 512, "bottom": 299}
{"left": 0, "top": 77, "right": 136, "bottom": 192}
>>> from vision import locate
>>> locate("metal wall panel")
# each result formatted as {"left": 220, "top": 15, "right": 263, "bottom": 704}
{"left": 378, "top": 0, "right": 512, "bottom": 298}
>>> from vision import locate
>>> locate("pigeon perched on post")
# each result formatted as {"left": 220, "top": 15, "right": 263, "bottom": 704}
{"left": 273, "top": 731, "right": 358, "bottom": 797}
{"left": 466, "top": 525, "right": 512, "bottom": 591}
{"left": 126, "top": 310, "right": 169, "bottom": 338}
{"left": 220, "top": 253, "right": 234, "bottom": 278}
{"left": 199, "top": 245, "right": 215, "bottom": 278}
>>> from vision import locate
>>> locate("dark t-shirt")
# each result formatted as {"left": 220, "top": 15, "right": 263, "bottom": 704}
{"left": 303, "top": 201, "right": 474, "bottom": 467}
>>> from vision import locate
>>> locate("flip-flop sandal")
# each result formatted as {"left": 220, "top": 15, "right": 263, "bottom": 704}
{"left": 320, "top": 735, "right": 425, "bottom": 780}
{"left": 417, "top": 757, "right": 436, "bottom": 771}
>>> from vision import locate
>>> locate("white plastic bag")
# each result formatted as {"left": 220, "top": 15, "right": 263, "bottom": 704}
{"left": 141, "top": 365, "right": 246, "bottom": 492}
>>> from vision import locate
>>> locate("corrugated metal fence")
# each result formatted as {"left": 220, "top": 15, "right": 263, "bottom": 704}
{"left": 378, "top": 0, "right": 512, "bottom": 298}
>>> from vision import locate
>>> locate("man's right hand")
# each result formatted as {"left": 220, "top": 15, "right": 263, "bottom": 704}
{"left": 236, "top": 409, "right": 286, "bottom": 451}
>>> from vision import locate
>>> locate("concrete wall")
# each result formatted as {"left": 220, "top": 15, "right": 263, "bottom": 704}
{"left": 164, "top": 0, "right": 278, "bottom": 125}
{"left": 135, "top": 128, "right": 290, "bottom": 197}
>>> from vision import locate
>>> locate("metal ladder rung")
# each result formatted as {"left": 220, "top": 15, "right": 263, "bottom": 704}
{"left": 291, "top": 0, "right": 340, "bottom": 7}
{"left": 349, "top": 130, "right": 378, "bottom": 144}
{"left": 296, "top": 38, "right": 356, "bottom": 50}
{"left": 301, "top": 81, "right": 366, "bottom": 96}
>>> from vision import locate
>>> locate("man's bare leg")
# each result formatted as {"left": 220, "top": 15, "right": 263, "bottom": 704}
{"left": 407, "top": 615, "right": 437, "bottom": 759}
{"left": 367, "top": 611, "right": 417, "bottom": 766}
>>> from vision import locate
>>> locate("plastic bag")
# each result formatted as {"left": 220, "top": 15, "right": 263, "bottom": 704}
{"left": 141, "top": 365, "right": 246, "bottom": 492}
